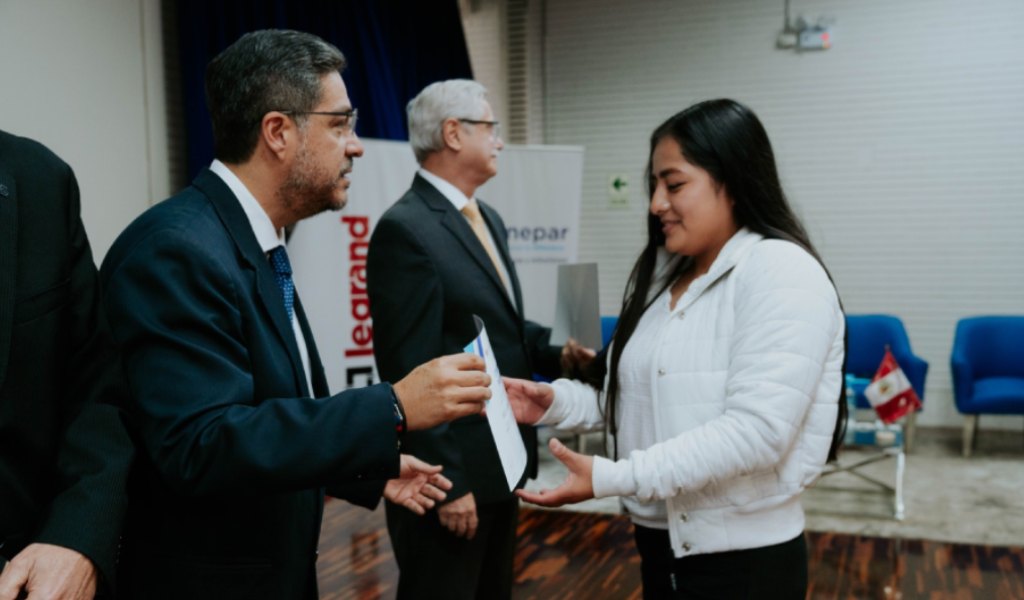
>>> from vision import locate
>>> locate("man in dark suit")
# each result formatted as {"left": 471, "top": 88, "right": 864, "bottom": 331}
{"left": 100, "top": 31, "right": 491, "bottom": 600}
{"left": 367, "top": 79, "right": 588, "bottom": 599}
{"left": 0, "top": 130, "right": 133, "bottom": 600}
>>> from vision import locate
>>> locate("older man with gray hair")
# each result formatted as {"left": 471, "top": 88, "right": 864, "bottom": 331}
{"left": 367, "top": 79, "right": 589, "bottom": 599}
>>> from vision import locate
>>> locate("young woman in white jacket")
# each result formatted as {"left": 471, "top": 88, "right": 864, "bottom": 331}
{"left": 505, "top": 99, "right": 846, "bottom": 599}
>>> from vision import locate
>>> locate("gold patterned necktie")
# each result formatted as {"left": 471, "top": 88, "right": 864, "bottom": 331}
{"left": 461, "top": 199, "right": 510, "bottom": 292}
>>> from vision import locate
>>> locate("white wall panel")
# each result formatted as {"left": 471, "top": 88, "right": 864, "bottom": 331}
{"left": 542, "top": 0, "right": 1024, "bottom": 429}
{"left": 0, "top": 0, "right": 167, "bottom": 260}
{"left": 461, "top": 0, "right": 509, "bottom": 125}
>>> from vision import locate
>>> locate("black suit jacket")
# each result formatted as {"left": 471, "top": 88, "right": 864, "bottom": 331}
{"left": 367, "top": 174, "right": 560, "bottom": 506}
{"left": 0, "top": 131, "right": 133, "bottom": 592}
{"left": 100, "top": 169, "right": 401, "bottom": 599}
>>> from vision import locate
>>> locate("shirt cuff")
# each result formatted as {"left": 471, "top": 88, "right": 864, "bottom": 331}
{"left": 592, "top": 455, "right": 637, "bottom": 499}
{"left": 536, "top": 381, "right": 570, "bottom": 425}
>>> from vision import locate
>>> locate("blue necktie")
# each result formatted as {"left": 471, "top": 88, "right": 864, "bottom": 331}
{"left": 268, "top": 246, "right": 294, "bottom": 321}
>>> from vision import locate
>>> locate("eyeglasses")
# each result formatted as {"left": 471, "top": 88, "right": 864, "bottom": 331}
{"left": 277, "top": 108, "right": 358, "bottom": 134}
{"left": 458, "top": 118, "right": 501, "bottom": 141}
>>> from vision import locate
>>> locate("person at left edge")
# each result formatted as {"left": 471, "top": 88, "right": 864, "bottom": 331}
{"left": 99, "top": 30, "right": 490, "bottom": 600}
{"left": 0, "top": 130, "right": 133, "bottom": 600}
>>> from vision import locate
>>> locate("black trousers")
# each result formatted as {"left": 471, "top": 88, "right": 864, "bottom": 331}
{"left": 385, "top": 496, "right": 519, "bottom": 600}
{"left": 633, "top": 524, "right": 808, "bottom": 600}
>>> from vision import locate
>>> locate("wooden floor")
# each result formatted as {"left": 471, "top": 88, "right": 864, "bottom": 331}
{"left": 317, "top": 499, "right": 1024, "bottom": 599}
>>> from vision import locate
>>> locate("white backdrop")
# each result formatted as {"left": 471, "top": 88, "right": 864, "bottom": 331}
{"left": 289, "top": 139, "right": 584, "bottom": 393}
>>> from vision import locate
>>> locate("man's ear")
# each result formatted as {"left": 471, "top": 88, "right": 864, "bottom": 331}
{"left": 260, "top": 112, "right": 294, "bottom": 160}
{"left": 440, "top": 118, "right": 463, "bottom": 152}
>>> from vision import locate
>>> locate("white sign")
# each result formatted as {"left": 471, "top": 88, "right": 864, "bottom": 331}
{"left": 550, "top": 262, "right": 601, "bottom": 349}
{"left": 465, "top": 316, "right": 527, "bottom": 491}
{"left": 289, "top": 139, "right": 584, "bottom": 393}
{"left": 607, "top": 173, "right": 630, "bottom": 206}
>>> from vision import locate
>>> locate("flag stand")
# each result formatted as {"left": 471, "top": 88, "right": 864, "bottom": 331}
{"left": 811, "top": 374, "right": 915, "bottom": 521}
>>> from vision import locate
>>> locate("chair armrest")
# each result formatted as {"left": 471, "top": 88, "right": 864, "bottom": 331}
{"left": 904, "top": 354, "right": 929, "bottom": 401}
{"left": 949, "top": 351, "right": 974, "bottom": 412}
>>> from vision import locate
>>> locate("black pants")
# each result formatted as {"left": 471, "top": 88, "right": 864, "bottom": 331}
{"left": 632, "top": 525, "right": 808, "bottom": 599}
{"left": 385, "top": 496, "right": 519, "bottom": 600}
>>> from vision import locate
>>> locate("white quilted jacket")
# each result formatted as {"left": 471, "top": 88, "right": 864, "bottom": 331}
{"left": 540, "top": 228, "right": 844, "bottom": 558}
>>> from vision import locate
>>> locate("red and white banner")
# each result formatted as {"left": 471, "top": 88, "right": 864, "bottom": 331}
{"left": 863, "top": 348, "right": 922, "bottom": 423}
{"left": 288, "top": 139, "right": 584, "bottom": 393}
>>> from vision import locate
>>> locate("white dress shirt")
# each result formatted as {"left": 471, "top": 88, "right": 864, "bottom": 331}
{"left": 209, "top": 160, "right": 314, "bottom": 395}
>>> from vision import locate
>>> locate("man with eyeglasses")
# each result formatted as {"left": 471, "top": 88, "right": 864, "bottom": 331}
{"left": 99, "top": 31, "right": 492, "bottom": 600}
{"left": 367, "top": 79, "right": 592, "bottom": 600}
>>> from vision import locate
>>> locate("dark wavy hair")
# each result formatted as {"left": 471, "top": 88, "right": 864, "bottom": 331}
{"left": 591, "top": 99, "right": 847, "bottom": 461}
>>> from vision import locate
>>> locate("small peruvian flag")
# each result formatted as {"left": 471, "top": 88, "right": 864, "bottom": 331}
{"left": 863, "top": 348, "right": 922, "bottom": 424}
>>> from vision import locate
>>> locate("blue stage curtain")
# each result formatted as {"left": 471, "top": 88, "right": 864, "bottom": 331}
{"left": 176, "top": 0, "right": 474, "bottom": 180}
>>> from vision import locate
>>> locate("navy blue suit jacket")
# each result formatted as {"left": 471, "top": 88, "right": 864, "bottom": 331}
{"left": 101, "top": 169, "right": 400, "bottom": 599}
{"left": 0, "top": 131, "right": 132, "bottom": 594}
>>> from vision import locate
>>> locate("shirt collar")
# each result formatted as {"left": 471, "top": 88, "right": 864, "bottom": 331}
{"left": 209, "top": 159, "right": 285, "bottom": 252}
{"left": 418, "top": 168, "right": 473, "bottom": 211}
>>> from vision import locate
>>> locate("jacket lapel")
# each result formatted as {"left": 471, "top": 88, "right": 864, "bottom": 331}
{"left": 478, "top": 200, "right": 523, "bottom": 317}
{"left": 412, "top": 175, "right": 520, "bottom": 316}
{"left": 192, "top": 170, "right": 307, "bottom": 394}
{"left": 0, "top": 166, "right": 15, "bottom": 389}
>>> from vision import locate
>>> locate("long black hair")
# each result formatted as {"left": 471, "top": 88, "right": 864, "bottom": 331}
{"left": 596, "top": 99, "right": 847, "bottom": 461}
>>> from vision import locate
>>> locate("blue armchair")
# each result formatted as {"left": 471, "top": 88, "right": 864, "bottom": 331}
{"left": 951, "top": 316, "right": 1024, "bottom": 457}
{"left": 600, "top": 315, "right": 617, "bottom": 349}
{"left": 845, "top": 315, "right": 929, "bottom": 451}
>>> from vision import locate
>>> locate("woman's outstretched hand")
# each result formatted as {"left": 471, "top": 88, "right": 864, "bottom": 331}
{"left": 516, "top": 438, "right": 594, "bottom": 507}
{"left": 502, "top": 377, "right": 554, "bottom": 424}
